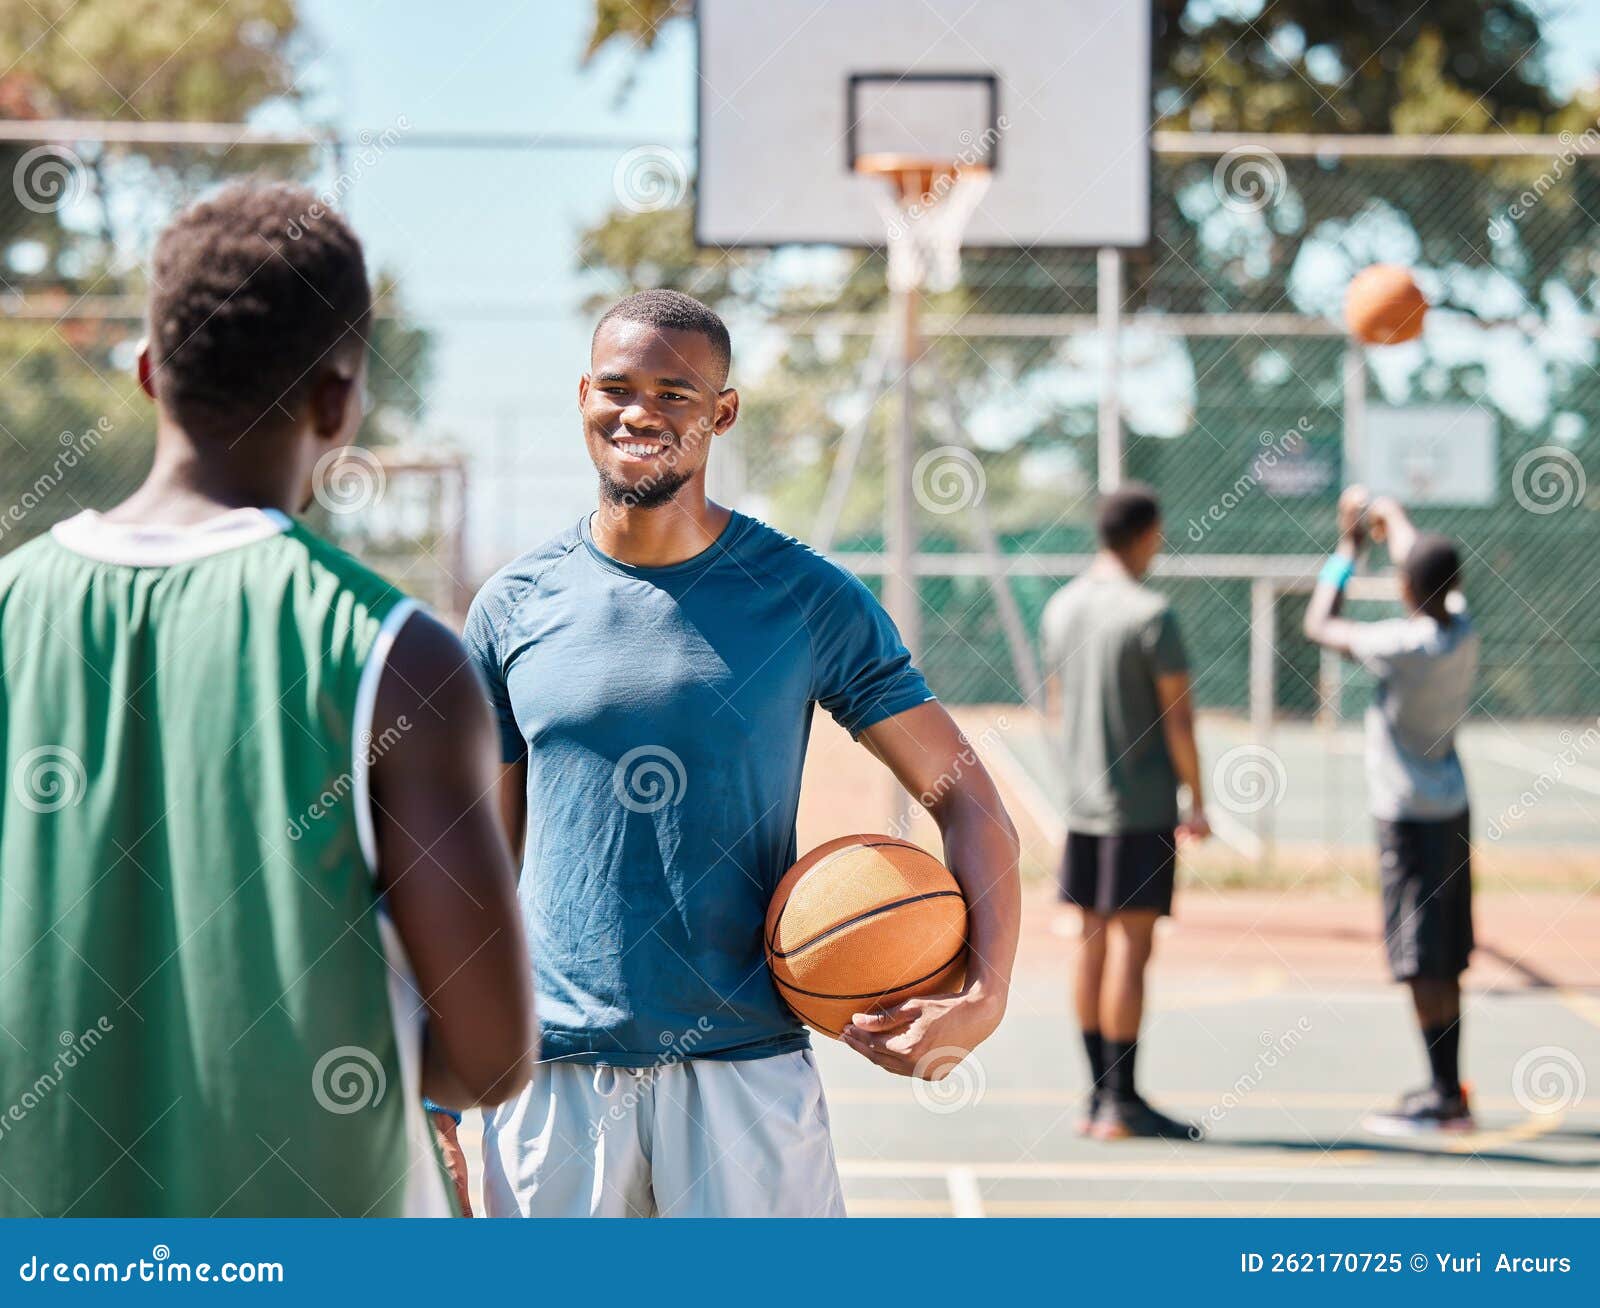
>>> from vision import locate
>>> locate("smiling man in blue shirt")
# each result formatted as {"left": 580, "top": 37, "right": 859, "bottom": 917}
{"left": 458, "top": 290, "right": 1020, "bottom": 1217}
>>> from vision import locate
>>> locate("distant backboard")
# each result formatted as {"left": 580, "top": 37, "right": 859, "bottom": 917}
{"left": 1362, "top": 405, "right": 1498, "bottom": 506}
{"left": 695, "top": 0, "right": 1151, "bottom": 249}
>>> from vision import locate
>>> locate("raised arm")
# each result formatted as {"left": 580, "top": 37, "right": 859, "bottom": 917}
{"left": 842, "top": 701, "right": 1021, "bottom": 1078}
{"left": 371, "top": 612, "right": 537, "bottom": 1109}
{"left": 1369, "top": 494, "right": 1420, "bottom": 567}
{"left": 1303, "top": 485, "right": 1370, "bottom": 658}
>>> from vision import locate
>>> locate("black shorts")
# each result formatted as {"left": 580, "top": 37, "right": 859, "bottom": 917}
{"left": 1058, "top": 829, "right": 1176, "bottom": 917}
{"left": 1379, "top": 809, "right": 1474, "bottom": 980}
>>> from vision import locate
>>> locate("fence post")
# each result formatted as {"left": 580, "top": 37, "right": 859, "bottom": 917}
{"left": 889, "top": 283, "right": 922, "bottom": 662}
{"left": 1342, "top": 342, "right": 1366, "bottom": 482}
{"left": 1097, "top": 246, "right": 1123, "bottom": 491}
{"left": 1317, "top": 646, "right": 1343, "bottom": 727}
{"left": 1332, "top": 343, "right": 1365, "bottom": 733}
{"left": 1249, "top": 578, "right": 1277, "bottom": 869}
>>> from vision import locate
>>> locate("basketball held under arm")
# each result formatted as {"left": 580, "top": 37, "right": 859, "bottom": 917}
{"left": 845, "top": 701, "right": 1021, "bottom": 1077}
{"left": 371, "top": 611, "right": 537, "bottom": 1110}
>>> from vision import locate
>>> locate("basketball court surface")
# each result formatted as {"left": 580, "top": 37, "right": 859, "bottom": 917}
{"left": 818, "top": 929, "right": 1600, "bottom": 1218}
{"left": 456, "top": 887, "right": 1600, "bottom": 1218}
{"left": 824, "top": 707, "right": 1600, "bottom": 1217}
{"left": 457, "top": 709, "right": 1600, "bottom": 1218}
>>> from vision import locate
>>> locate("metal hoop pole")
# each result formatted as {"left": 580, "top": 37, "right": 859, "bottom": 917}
{"left": 1097, "top": 246, "right": 1124, "bottom": 491}
{"left": 889, "top": 284, "right": 922, "bottom": 661}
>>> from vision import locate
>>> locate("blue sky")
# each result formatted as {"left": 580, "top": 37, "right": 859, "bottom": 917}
{"left": 1501, "top": 0, "right": 1600, "bottom": 94}
{"left": 287, "top": 0, "right": 697, "bottom": 564}
{"left": 280, "top": 0, "right": 1600, "bottom": 569}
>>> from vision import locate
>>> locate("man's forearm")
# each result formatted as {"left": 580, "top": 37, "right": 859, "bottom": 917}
{"left": 1303, "top": 541, "right": 1356, "bottom": 644}
{"left": 420, "top": 1029, "right": 478, "bottom": 1110}
{"left": 1376, "top": 500, "right": 1419, "bottom": 566}
{"left": 934, "top": 788, "right": 1021, "bottom": 1005}
{"left": 497, "top": 761, "right": 528, "bottom": 873}
{"left": 1166, "top": 721, "right": 1203, "bottom": 812}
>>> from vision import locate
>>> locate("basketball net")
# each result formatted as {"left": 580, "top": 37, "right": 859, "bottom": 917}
{"left": 857, "top": 154, "right": 991, "bottom": 294}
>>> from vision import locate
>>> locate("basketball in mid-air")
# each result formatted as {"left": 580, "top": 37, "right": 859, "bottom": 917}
{"left": 1344, "top": 264, "right": 1428, "bottom": 345}
{"left": 765, "top": 836, "right": 968, "bottom": 1037}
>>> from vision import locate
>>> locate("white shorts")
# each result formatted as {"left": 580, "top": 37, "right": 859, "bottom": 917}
{"left": 479, "top": 1049, "right": 846, "bottom": 1217}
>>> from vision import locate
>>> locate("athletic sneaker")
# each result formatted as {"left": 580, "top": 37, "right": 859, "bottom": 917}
{"left": 1091, "top": 1094, "right": 1200, "bottom": 1141}
{"left": 1363, "top": 1084, "right": 1475, "bottom": 1136}
{"left": 1076, "top": 1089, "right": 1104, "bottom": 1136}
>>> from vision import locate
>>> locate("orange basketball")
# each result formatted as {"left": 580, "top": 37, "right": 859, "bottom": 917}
{"left": 765, "top": 835, "right": 968, "bottom": 1038}
{"left": 1344, "top": 263, "right": 1427, "bottom": 345}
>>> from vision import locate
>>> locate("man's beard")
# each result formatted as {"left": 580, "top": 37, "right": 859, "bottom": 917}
{"left": 597, "top": 464, "right": 693, "bottom": 510}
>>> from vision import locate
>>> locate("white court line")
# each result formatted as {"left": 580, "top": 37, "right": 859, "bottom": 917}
{"left": 841, "top": 1159, "right": 1596, "bottom": 1190}
{"left": 988, "top": 728, "right": 1264, "bottom": 862}
{"left": 982, "top": 730, "right": 1063, "bottom": 845}
{"left": 945, "top": 1166, "right": 985, "bottom": 1218}
{"left": 1473, "top": 735, "right": 1600, "bottom": 795}
{"left": 1203, "top": 804, "right": 1262, "bottom": 860}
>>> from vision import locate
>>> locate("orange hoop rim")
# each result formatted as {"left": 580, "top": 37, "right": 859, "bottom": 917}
{"left": 853, "top": 152, "right": 991, "bottom": 203}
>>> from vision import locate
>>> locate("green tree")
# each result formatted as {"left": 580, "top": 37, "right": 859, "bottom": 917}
{"left": 571, "top": 2, "right": 1599, "bottom": 714}
{"left": 577, "top": 1, "right": 1585, "bottom": 526}
{"left": 0, "top": 0, "right": 432, "bottom": 549}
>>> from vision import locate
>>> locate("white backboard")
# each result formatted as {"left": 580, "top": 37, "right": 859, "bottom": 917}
{"left": 696, "top": 0, "right": 1151, "bottom": 249}
{"left": 1362, "top": 405, "right": 1498, "bottom": 506}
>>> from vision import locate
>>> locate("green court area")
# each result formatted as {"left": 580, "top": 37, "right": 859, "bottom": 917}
{"left": 994, "top": 712, "right": 1599, "bottom": 869}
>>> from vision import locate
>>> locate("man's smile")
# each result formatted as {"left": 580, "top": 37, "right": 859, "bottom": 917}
{"left": 609, "top": 432, "right": 671, "bottom": 463}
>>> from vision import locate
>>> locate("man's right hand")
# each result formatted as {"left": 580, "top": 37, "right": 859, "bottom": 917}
{"left": 1337, "top": 484, "right": 1369, "bottom": 548}
{"left": 430, "top": 1110, "right": 474, "bottom": 1217}
{"left": 1367, "top": 494, "right": 1403, "bottom": 545}
{"left": 1177, "top": 808, "right": 1211, "bottom": 843}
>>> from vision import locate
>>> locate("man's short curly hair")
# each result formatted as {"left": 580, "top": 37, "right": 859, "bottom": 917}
{"left": 593, "top": 289, "right": 731, "bottom": 386}
{"left": 147, "top": 181, "right": 371, "bottom": 441}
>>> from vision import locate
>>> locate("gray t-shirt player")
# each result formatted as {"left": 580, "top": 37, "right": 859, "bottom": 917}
{"left": 1348, "top": 612, "right": 1478, "bottom": 822}
{"left": 1041, "top": 573, "right": 1188, "bottom": 835}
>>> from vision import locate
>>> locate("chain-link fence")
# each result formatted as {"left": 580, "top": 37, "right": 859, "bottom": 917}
{"left": 1, "top": 130, "right": 1596, "bottom": 723}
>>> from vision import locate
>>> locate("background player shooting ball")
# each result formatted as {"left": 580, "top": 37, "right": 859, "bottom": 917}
{"left": 1304, "top": 487, "right": 1480, "bottom": 1136}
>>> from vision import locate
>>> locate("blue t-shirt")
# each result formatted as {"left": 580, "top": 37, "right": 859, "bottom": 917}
{"left": 463, "top": 511, "right": 934, "bottom": 1065}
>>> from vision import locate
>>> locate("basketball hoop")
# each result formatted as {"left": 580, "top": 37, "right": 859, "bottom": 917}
{"left": 855, "top": 153, "right": 992, "bottom": 294}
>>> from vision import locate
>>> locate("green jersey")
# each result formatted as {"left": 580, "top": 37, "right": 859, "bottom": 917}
{"left": 0, "top": 508, "right": 450, "bottom": 1217}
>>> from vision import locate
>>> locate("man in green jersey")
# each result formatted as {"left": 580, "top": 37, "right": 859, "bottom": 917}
{"left": 0, "top": 183, "right": 535, "bottom": 1216}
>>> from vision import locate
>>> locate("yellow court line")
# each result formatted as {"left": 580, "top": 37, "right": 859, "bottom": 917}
{"left": 839, "top": 1158, "right": 1599, "bottom": 1186}
{"left": 1558, "top": 987, "right": 1600, "bottom": 1031}
{"left": 1443, "top": 1111, "right": 1564, "bottom": 1155}
{"left": 848, "top": 1199, "right": 953, "bottom": 1216}
{"left": 827, "top": 1087, "right": 1563, "bottom": 1111}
